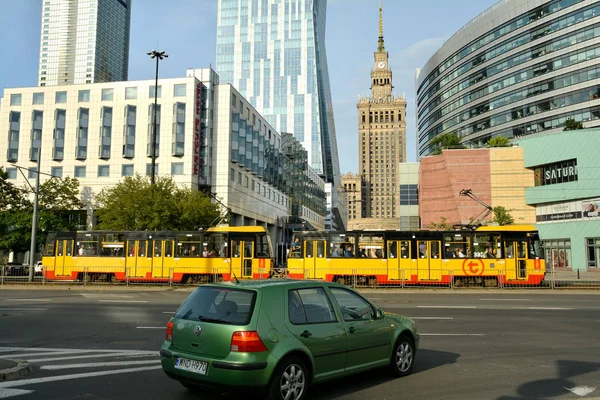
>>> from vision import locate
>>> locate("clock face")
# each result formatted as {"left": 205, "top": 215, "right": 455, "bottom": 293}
{"left": 378, "top": 61, "right": 386, "bottom": 69}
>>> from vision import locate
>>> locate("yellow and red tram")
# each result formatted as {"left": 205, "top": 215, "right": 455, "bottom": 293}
{"left": 286, "top": 225, "right": 546, "bottom": 287}
{"left": 41, "top": 226, "right": 274, "bottom": 283}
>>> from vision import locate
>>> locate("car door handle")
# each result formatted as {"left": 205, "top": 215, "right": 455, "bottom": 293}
{"left": 300, "top": 330, "right": 312, "bottom": 338}
{"left": 347, "top": 327, "right": 356, "bottom": 334}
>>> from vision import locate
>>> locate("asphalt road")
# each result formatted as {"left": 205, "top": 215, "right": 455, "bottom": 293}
{"left": 0, "top": 288, "right": 599, "bottom": 400}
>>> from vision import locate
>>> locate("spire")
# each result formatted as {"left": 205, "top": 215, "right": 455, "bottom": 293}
{"left": 378, "top": 2, "right": 385, "bottom": 52}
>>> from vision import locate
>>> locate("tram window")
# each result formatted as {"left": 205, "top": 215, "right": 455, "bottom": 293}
{"left": 517, "top": 240, "right": 527, "bottom": 258}
{"left": 329, "top": 233, "right": 356, "bottom": 258}
{"left": 128, "top": 240, "right": 146, "bottom": 257}
{"left": 359, "top": 233, "right": 383, "bottom": 259}
{"left": 76, "top": 233, "right": 100, "bottom": 256}
{"left": 231, "top": 240, "right": 240, "bottom": 258}
{"left": 256, "top": 234, "right": 271, "bottom": 257}
{"left": 244, "top": 242, "right": 253, "bottom": 257}
{"left": 206, "top": 233, "right": 227, "bottom": 257}
{"left": 45, "top": 243, "right": 55, "bottom": 256}
{"left": 65, "top": 241, "right": 73, "bottom": 256}
{"left": 154, "top": 241, "right": 162, "bottom": 257}
{"left": 473, "top": 234, "right": 501, "bottom": 258}
{"left": 400, "top": 241, "right": 409, "bottom": 258}
{"left": 505, "top": 242, "right": 514, "bottom": 258}
{"left": 444, "top": 233, "right": 471, "bottom": 258}
{"left": 177, "top": 234, "right": 202, "bottom": 257}
{"left": 101, "top": 233, "right": 124, "bottom": 257}
{"left": 317, "top": 241, "right": 324, "bottom": 258}
{"left": 305, "top": 241, "right": 313, "bottom": 258}
{"left": 139, "top": 241, "right": 146, "bottom": 257}
{"left": 431, "top": 242, "right": 440, "bottom": 258}
{"left": 388, "top": 241, "right": 397, "bottom": 258}
{"left": 418, "top": 241, "right": 427, "bottom": 258}
{"left": 165, "top": 241, "right": 173, "bottom": 257}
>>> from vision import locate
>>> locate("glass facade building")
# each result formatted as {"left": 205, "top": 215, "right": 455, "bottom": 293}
{"left": 215, "top": 0, "right": 340, "bottom": 187}
{"left": 38, "top": 0, "right": 131, "bottom": 86}
{"left": 416, "top": 0, "right": 600, "bottom": 158}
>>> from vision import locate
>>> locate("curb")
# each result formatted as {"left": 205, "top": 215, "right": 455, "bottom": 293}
{"left": 0, "top": 360, "right": 33, "bottom": 381}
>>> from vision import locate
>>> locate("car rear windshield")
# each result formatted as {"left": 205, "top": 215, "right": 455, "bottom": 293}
{"left": 174, "top": 286, "right": 256, "bottom": 326}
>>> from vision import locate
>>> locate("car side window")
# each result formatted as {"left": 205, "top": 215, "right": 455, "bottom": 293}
{"left": 288, "top": 288, "right": 336, "bottom": 324}
{"left": 329, "top": 288, "right": 375, "bottom": 322}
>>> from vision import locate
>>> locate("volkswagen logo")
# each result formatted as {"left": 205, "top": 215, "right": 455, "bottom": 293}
{"left": 193, "top": 325, "right": 202, "bottom": 336}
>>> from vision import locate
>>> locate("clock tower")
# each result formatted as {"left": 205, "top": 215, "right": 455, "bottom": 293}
{"left": 353, "top": 2, "right": 407, "bottom": 229}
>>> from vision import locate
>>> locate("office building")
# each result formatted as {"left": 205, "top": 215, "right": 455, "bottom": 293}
{"left": 215, "top": 0, "right": 343, "bottom": 230}
{"left": 416, "top": 0, "right": 600, "bottom": 157}
{"left": 38, "top": 0, "right": 131, "bottom": 87}
{"left": 355, "top": 3, "right": 407, "bottom": 229}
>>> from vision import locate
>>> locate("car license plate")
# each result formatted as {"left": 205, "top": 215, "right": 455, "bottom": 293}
{"left": 174, "top": 357, "right": 208, "bottom": 375}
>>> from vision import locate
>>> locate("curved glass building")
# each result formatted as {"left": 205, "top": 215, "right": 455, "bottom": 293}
{"left": 416, "top": 0, "right": 600, "bottom": 158}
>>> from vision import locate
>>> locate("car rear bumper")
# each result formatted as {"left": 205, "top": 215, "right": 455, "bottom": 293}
{"left": 160, "top": 344, "right": 275, "bottom": 388}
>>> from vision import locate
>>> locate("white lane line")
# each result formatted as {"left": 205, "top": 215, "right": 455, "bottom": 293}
{"left": 98, "top": 300, "right": 148, "bottom": 303}
{"left": 136, "top": 327, "right": 165, "bottom": 329}
{"left": 408, "top": 317, "right": 454, "bottom": 320}
{"left": 3, "top": 350, "right": 101, "bottom": 359}
{"left": 479, "top": 298, "right": 529, "bottom": 301}
{"left": 162, "top": 311, "right": 175, "bottom": 314}
{"left": 418, "top": 306, "right": 477, "bottom": 309}
{"left": 0, "top": 347, "right": 157, "bottom": 354}
{"left": 0, "top": 308, "right": 48, "bottom": 311}
{"left": 0, "top": 388, "right": 35, "bottom": 398}
{"left": 40, "top": 359, "right": 160, "bottom": 370}
{"left": 0, "top": 365, "right": 163, "bottom": 389}
{"left": 2, "top": 299, "right": 52, "bottom": 302}
{"left": 27, "top": 352, "right": 159, "bottom": 363}
{"left": 511, "top": 307, "right": 573, "bottom": 310}
{"left": 420, "top": 333, "right": 485, "bottom": 336}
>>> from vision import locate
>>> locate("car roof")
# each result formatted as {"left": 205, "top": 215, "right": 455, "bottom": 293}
{"left": 203, "top": 278, "right": 342, "bottom": 290}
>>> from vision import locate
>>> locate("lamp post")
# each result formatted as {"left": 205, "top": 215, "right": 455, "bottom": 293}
{"left": 28, "top": 146, "right": 42, "bottom": 282}
{"left": 147, "top": 50, "right": 168, "bottom": 186}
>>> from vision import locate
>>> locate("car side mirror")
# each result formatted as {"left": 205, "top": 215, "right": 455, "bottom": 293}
{"left": 375, "top": 308, "right": 385, "bottom": 319}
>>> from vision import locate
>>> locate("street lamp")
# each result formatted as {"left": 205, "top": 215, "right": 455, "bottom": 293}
{"left": 147, "top": 50, "right": 168, "bottom": 186}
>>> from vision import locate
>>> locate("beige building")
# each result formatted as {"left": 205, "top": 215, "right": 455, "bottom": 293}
{"left": 356, "top": 4, "right": 406, "bottom": 230}
{"left": 341, "top": 172, "right": 363, "bottom": 223}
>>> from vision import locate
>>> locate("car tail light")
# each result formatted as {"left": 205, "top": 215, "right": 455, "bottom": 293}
{"left": 231, "top": 331, "right": 267, "bottom": 352}
{"left": 166, "top": 321, "right": 173, "bottom": 341}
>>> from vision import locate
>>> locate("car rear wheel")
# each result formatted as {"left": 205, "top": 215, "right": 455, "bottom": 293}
{"left": 389, "top": 334, "right": 415, "bottom": 377}
{"left": 268, "top": 356, "right": 307, "bottom": 400}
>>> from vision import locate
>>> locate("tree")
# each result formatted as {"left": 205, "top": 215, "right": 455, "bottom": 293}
{"left": 95, "top": 174, "right": 221, "bottom": 231}
{"left": 487, "top": 136, "right": 511, "bottom": 147}
{"left": 428, "top": 216, "right": 452, "bottom": 230}
{"left": 492, "top": 206, "right": 514, "bottom": 226}
{"left": 563, "top": 118, "right": 584, "bottom": 131}
{"left": 430, "top": 133, "right": 465, "bottom": 155}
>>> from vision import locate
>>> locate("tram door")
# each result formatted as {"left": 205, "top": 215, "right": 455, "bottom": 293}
{"left": 417, "top": 241, "right": 442, "bottom": 281}
{"left": 230, "top": 239, "right": 254, "bottom": 279}
{"left": 303, "top": 240, "right": 326, "bottom": 279}
{"left": 387, "top": 241, "right": 400, "bottom": 279}
{"left": 152, "top": 240, "right": 173, "bottom": 279}
{"left": 126, "top": 240, "right": 150, "bottom": 278}
{"left": 516, "top": 240, "right": 528, "bottom": 279}
{"left": 504, "top": 240, "right": 516, "bottom": 280}
{"left": 54, "top": 239, "right": 73, "bottom": 276}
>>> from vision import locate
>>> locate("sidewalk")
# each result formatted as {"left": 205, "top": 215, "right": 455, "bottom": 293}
{"left": 0, "top": 359, "right": 32, "bottom": 381}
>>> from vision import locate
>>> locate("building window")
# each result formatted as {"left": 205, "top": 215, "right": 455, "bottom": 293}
{"left": 125, "top": 87, "right": 137, "bottom": 100}
{"left": 172, "top": 103, "right": 185, "bottom": 156}
{"left": 55, "top": 91, "right": 67, "bottom": 103}
{"left": 32, "top": 93, "right": 44, "bottom": 105}
{"left": 123, "top": 105, "right": 136, "bottom": 158}
{"left": 78, "top": 90, "right": 90, "bottom": 102}
{"left": 146, "top": 163, "right": 158, "bottom": 176}
{"left": 147, "top": 104, "right": 160, "bottom": 157}
{"left": 51, "top": 166, "right": 63, "bottom": 178}
{"left": 149, "top": 85, "right": 162, "bottom": 98}
{"left": 400, "top": 184, "right": 418, "bottom": 206}
{"left": 7, "top": 111, "right": 20, "bottom": 162}
{"left": 28, "top": 167, "right": 38, "bottom": 180}
{"left": 10, "top": 94, "right": 22, "bottom": 106}
{"left": 173, "top": 84, "right": 186, "bottom": 97}
{"left": 6, "top": 167, "right": 17, "bottom": 179}
{"left": 171, "top": 162, "right": 184, "bottom": 175}
{"left": 98, "top": 165, "right": 110, "bottom": 177}
{"left": 542, "top": 239, "right": 571, "bottom": 269}
{"left": 30, "top": 111, "right": 43, "bottom": 162}
{"left": 122, "top": 164, "right": 134, "bottom": 176}
{"left": 102, "top": 88, "right": 113, "bottom": 101}
{"left": 52, "top": 109, "right": 66, "bottom": 161}
{"left": 74, "top": 166, "right": 86, "bottom": 178}
{"left": 231, "top": 168, "right": 235, "bottom": 182}
{"left": 76, "top": 108, "right": 89, "bottom": 160}
{"left": 100, "top": 107, "right": 112, "bottom": 159}
{"left": 586, "top": 238, "right": 600, "bottom": 268}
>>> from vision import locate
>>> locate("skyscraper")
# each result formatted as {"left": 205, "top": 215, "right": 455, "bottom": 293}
{"left": 215, "top": 0, "right": 340, "bottom": 187}
{"left": 38, "top": 0, "right": 131, "bottom": 87}
{"left": 355, "top": 3, "right": 406, "bottom": 229}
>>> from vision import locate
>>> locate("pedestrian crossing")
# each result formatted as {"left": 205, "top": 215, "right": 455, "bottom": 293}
{"left": 0, "top": 347, "right": 162, "bottom": 398}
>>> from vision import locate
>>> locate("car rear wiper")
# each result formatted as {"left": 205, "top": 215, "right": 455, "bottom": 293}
{"left": 198, "top": 313, "right": 232, "bottom": 324}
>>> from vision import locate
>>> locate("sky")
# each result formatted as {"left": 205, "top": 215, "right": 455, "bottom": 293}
{"left": 0, "top": 0, "right": 500, "bottom": 174}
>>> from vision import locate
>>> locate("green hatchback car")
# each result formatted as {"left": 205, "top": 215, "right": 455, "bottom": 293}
{"left": 160, "top": 279, "right": 419, "bottom": 400}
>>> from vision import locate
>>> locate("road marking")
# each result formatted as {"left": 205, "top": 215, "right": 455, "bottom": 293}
{"left": 479, "top": 298, "right": 529, "bottom": 301}
{"left": 162, "top": 311, "right": 175, "bottom": 314}
{"left": 0, "top": 365, "right": 163, "bottom": 389}
{"left": 418, "top": 306, "right": 477, "bottom": 309}
{"left": 98, "top": 300, "right": 148, "bottom": 303}
{"left": 136, "top": 327, "right": 165, "bottom": 329}
{"left": 0, "top": 308, "right": 48, "bottom": 311}
{"left": 0, "top": 389, "right": 35, "bottom": 398}
{"left": 511, "top": 307, "right": 573, "bottom": 310}
{"left": 564, "top": 386, "right": 596, "bottom": 397}
{"left": 408, "top": 317, "right": 454, "bottom": 320}
{"left": 420, "top": 333, "right": 485, "bottom": 336}
{"left": 2, "top": 299, "right": 52, "bottom": 302}
{"left": 27, "top": 351, "right": 158, "bottom": 363}
{"left": 3, "top": 350, "right": 100, "bottom": 359}
{"left": 40, "top": 360, "right": 160, "bottom": 370}
{"left": 0, "top": 347, "right": 156, "bottom": 354}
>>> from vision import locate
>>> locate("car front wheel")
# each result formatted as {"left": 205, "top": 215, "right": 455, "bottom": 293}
{"left": 389, "top": 334, "right": 415, "bottom": 377}
{"left": 268, "top": 356, "right": 308, "bottom": 400}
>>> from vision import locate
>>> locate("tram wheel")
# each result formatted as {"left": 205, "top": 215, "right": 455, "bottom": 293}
{"left": 335, "top": 276, "right": 345, "bottom": 285}
{"left": 453, "top": 278, "right": 462, "bottom": 288}
{"left": 368, "top": 277, "right": 378, "bottom": 287}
